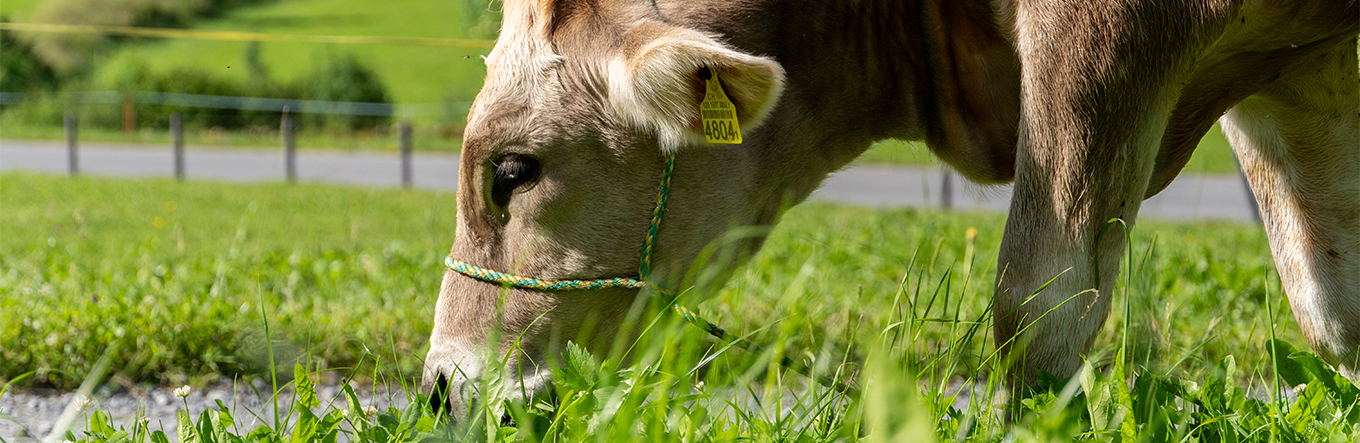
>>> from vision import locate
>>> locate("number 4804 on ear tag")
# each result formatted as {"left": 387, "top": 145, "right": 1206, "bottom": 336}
{"left": 699, "top": 68, "right": 742, "bottom": 144}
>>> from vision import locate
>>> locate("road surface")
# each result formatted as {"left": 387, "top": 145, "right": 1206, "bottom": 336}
{"left": 0, "top": 140, "right": 1259, "bottom": 222}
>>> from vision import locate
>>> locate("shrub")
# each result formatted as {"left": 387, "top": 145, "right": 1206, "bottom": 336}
{"left": 300, "top": 53, "right": 391, "bottom": 130}
{"left": 0, "top": 51, "right": 393, "bottom": 132}
{"left": 0, "top": 25, "right": 60, "bottom": 95}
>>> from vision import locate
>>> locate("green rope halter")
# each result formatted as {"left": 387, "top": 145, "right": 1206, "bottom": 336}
{"left": 445, "top": 151, "right": 855, "bottom": 394}
{"left": 443, "top": 152, "right": 672, "bottom": 290}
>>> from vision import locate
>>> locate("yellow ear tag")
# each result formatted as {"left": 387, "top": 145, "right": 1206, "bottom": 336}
{"left": 699, "top": 69, "right": 742, "bottom": 144}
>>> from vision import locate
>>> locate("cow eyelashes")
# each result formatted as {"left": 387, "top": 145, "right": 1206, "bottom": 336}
{"left": 491, "top": 154, "right": 541, "bottom": 208}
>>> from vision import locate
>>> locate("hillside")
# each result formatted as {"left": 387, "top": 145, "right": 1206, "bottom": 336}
{"left": 87, "top": 0, "right": 493, "bottom": 106}
{"left": 0, "top": 0, "right": 45, "bottom": 20}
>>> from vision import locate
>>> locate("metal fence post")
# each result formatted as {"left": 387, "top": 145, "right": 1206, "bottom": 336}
{"left": 65, "top": 112, "right": 78, "bottom": 176}
{"left": 941, "top": 168, "right": 954, "bottom": 211}
{"left": 171, "top": 112, "right": 184, "bottom": 181}
{"left": 282, "top": 106, "right": 295, "bottom": 183}
{"left": 400, "top": 121, "right": 412, "bottom": 188}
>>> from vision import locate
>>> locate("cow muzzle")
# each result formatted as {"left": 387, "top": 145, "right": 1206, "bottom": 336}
{"left": 423, "top": 343, "right": 555, "bottom": 418}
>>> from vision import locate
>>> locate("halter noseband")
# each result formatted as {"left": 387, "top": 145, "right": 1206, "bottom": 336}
{"left": 445, "top": 151, "right": 674, "bottom": 291}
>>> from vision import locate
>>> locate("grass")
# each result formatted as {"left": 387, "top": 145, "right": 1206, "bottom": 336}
{"left": 0, "top": 0, "right": 44, "bottom": 21}
{"left": 56, "top": 0, "right": 494, "bottom": 107}
{"left": 2, "top": 173, "right": 1354, "bottom": 441}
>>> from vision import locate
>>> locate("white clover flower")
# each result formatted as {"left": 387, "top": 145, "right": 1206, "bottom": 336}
{"left": 339, "top": 408, "right": 350, "bottom": 418}
{"left": 73, "top": 395, "right": 91, "bottom": 411}
{"left": 363, "top": 405, "right": 378, "bottom": 417}
{"left": 173, "top": 385, "right": 192, "bottom": 398}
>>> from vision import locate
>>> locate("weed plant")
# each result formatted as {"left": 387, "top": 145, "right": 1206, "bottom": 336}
{"left": 1, "top": 173, "right": 1355, "bottom": 441}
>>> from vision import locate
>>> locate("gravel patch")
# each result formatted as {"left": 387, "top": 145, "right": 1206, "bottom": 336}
{"left": 0, "top": 377, "right": 416, "bottom": 442}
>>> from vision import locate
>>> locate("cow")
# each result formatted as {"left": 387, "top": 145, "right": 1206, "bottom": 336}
{"left": 422, "top": 0, "right": 1359, "bottom": 415}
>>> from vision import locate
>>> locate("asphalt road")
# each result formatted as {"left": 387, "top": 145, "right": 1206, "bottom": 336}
{"left": 0, "top": 139, "right": 1260, "bottom": 222}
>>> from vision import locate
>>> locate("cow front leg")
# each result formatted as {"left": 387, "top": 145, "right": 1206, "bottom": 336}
{"left": 1221, "top": 37, "right": 1360, "bottom": 380}
{"left": 992, "top": 1, "right": 1219, "bottom": 389}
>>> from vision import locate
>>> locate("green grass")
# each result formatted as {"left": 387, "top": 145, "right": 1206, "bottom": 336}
{"left": 82, "top": 0, "right": 493, "bottom": 107}
{"left": 0, "top": 0, "right": 44, "bottom": 21}
{"left": 0, "top": 173, "right": 458, "bottom": 387}
{"left": 3, "top": 173, "right": 1355, "bottom": 441}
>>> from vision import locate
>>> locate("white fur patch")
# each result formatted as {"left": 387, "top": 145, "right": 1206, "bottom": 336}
{"left": 468, "top": 0, "right": 565, "bottom": 134}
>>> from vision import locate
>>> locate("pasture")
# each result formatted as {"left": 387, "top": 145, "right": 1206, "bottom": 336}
{"left": 2, "top": 172, "right": 1355, "bottom": 441}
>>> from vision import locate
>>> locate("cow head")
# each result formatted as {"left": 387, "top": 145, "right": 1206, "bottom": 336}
{"left": 422, "top": 0, "right": 787, "bottom": 415}
{"left": 422, "top": 0, "right": 1020, "bottom": 415}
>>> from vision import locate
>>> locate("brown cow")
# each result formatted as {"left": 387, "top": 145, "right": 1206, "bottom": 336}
{"left": 423, "top": 0, "right": 1359, "bottom": 414}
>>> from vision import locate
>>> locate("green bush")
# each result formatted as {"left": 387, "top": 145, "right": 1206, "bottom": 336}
{"left": 0, "top": 24, "right": 60, "bottom": 95}
{"left": 299, "top": 53, "right": 391, "bottom": 130}
{"left": 1, "top": 51, "right": 392, "bottom": 132}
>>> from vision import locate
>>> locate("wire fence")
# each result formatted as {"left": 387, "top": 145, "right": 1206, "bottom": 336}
{"left": 7, "top": 90, "right": 449, "bottom": 187}
{"left": 1, "top": 92, "right": 1262, "bottom": 221}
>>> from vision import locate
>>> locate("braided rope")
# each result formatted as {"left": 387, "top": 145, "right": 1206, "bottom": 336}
{"left": 445, "top": 151, "right": 857, "bottom": 395}
{"left": 445, "top": 257, "right": 646, "bottom": 290}
{"left": 638, "top": 152, "right": 674, "bottom": 280}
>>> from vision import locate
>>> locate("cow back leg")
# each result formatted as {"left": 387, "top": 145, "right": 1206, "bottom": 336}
{"left": 993, "top": 1, "right": 1230, "bottom": 389}
{"left": 1220, "top": 37, "right": 1360, "bottom": 380}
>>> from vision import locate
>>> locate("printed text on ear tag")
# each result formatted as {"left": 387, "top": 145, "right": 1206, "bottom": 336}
{"left": 700, "top": 70, "right": 742, "bottom": 144}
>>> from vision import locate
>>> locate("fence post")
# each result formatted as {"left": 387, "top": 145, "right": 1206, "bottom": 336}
{"left": 400, "top": 121, "right": 412, "bottom": 188}
{"left": 171, "top": 112, "right": 184, "bottom": 181}
{"left": 941, "top": 168, "right": 954, "bottom": 211}
{"left": 65, "top": 112, "right": 78, "bottom": 176}
{"left": 122, "top": 92, "right": 136, "bottom": 137}
{"left": 282, "top": 106, "right": 295, "bottom": 183}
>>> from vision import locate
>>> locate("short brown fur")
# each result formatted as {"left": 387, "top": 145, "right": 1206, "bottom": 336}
{"left": 424, "top": 0, "right": 1360, "bottom": 413}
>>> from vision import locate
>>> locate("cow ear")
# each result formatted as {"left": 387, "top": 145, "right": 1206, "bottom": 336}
{"left": 609, "top": 29, "right": 785, "bottom": 150}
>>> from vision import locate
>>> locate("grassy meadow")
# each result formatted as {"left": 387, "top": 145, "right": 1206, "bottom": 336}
{"left": 3, "top": 172, "right": 1356, "bottom": 441}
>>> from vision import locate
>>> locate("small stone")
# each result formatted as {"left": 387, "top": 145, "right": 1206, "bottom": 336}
{"left": 153, "top": 392, "right": 170, "bottom": 406}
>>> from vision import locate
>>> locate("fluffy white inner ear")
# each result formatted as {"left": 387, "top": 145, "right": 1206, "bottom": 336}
{"left": 608, "top": 30, "right": 785, "bottom": 151}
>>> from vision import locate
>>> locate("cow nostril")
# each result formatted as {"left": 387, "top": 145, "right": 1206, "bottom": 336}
{"left": 430, "top": 373, "right": 452, "bottom": 415}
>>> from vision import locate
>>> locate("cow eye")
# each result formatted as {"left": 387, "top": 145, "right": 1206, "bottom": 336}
{"left": 491, "top": 154, "right": 541, "bottom": 208}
